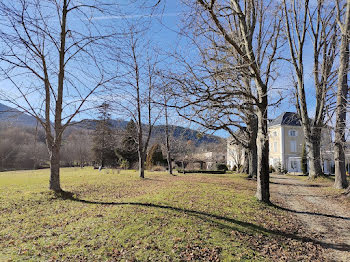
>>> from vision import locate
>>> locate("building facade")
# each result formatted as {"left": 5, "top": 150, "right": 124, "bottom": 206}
{"left": 227, "top": 112, "right": 338, "bottom": 173}
{"left": 268, "top": 112, "right": 306, "bottom": 172}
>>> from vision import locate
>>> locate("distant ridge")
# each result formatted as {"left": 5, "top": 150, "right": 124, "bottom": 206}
{"left": 0, "top": 102, "right": 224, "bottom": 146}
{"left": 0, "top": 103, "right": 38, "bottom": 127}
{"left": 73, "top": 119, "right": 223, "bottom": 146}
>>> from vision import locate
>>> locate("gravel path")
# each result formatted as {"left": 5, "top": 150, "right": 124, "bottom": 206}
{"left": 270, "top": 174, "right": 350, "bottom": 262}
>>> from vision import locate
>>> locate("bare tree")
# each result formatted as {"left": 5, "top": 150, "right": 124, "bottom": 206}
{"left": 160, "top": 83, "right": 174, "bottom": 175}
{"left": 110, "top": 28, "right": 161, "bottom": 178}
{"left": 334, "top": 0, "right": 350, "bottom": 189}
{"left": 171, "top": 0, "right": 283, "bottom": 202}
{"left": 0, "top": 0, "right": 116, "bottom": 192}
{"left": 282, "top": 0, "right": 338, "bottom": 179}
{"left": 168, "top": 66, "right": 258, "bottom": 178}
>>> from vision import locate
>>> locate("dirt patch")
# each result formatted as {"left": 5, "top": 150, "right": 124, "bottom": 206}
{"left": 271, "top": 174, "right": 350, "bottom": 261}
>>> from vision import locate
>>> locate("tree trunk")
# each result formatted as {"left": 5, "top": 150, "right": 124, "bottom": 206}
{"left": 309, "top": 127, "right": 323, "bottom": 177}
{"left": 139, "top": 151, "right": 145, "bottom": 178}
{"left": 248, "top": 146, "right": 257, "bottom": 179}
{"left": 167, "top": 150, "right": 173, "bottom": 175}
{"left": 334, "top": 1, "right": 350, "bottom": 189}
{"left": 297, "top": 88, "right": 322, "bottom": 179}
{"left": 165, "top": 104, "right": 173, "bottom": 175}
{"left": 334, "top": 145, "right": 348, "bottom": 189}
{"left": 307, "top": 143, "right": 321, "bottom": 179}
{"left": 248, "top": 116, "right": 258, "bottom": 179}
{"left": 296, "top": 79, "right": 322, "bottom": 179}
{"left": 283, "top": 0, "right": 324, "bottom": 179}
{"left": 242, "top": 149, "right": 249, "bottom": 174}
{"left": 49, "top": 144, "right": 62, "bottom": 192}
{"left": 256, "top": 106, "right": 270, "bottom": 203}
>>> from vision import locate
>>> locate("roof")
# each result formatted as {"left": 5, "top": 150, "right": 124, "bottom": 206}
{"left": 269, "top": 112, "right": 301, "bottom": 127}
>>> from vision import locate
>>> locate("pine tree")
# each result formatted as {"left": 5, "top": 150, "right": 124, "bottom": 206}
{"left": 116, "top": 120, "right": 139, "bottom": 166}
{"left": 92, "top": 103, "right": 116, "bottom": 167}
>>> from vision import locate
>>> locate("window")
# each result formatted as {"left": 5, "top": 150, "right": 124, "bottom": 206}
{"left": 290, "top": 141, "right": 297, "bottom": 152}
{"left": 273, "top": 131, "right": 277, "bottom": 137}
{"left": 289, "top": 130, "right": 297, "bottom": 137}
{"left": 274, "top": 142, "right": 278, "bottom": 152}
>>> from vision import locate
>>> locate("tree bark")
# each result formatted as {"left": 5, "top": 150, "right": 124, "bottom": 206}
{"left": 165, "top": 102, "right": 173, "bottom": 175}
{"left": 166, "top": 149, "right": 173, "bottom": 175}
{"left": 242, "top": 149, "right": 249, "bottom": 174}
{"left": 49, "top": 144, "right": 62, "bottom": 192}
{"left": 248, "top": 116, "right": 258, "bottom": 179}
{"left": 296, "top": 79, "right": 322, "bottom": 179}
{"left": 255, "top": 98, "right": 270, "bottom": 203}
{"left": 138, "top": 150, "right": 145, "bottom": 178}
{"left": 248, "top": 146, "right": 257, "bottom": 179}
{"left": 294, "top": 71, "right": 323, "bottom": 179}
{"left": 310, "top": 127, "right": 323, "bottom": 176}
{"left": 334, "top": 0, "right": 350, "bottom": 189}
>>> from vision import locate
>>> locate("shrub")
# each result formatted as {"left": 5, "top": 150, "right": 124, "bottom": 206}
{"left": 276, "top": 162, "right": 286, "bottom": 174}
{"left": 216, "top": 163, "right": 228, "bottom": 171}
{"left": 119, "top": 159, "right": 129, "bottom": 170}
{"left": 152, "top": 165, "right": 165, "bottom": 171}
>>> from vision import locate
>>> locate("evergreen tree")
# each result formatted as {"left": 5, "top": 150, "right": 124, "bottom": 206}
{"left": 301, "top": 143, "right": 308, "bottom": 175}
{"left": 146, "top": 144, "right": 164, "bottom": 169}
{"left": 92, "top": 103, "right": 117, "bottom": 167}
{"left": 116, "top": 120, "right": 138, "bottom": 166}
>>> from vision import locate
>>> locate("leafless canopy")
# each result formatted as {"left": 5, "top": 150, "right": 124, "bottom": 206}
{"left": 0, "top": 0, "right": 119, "bottom": 191}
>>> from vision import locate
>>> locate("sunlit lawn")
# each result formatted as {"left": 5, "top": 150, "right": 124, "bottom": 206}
{"left": 0, "top": 168, "right": 322, "bottom": 261}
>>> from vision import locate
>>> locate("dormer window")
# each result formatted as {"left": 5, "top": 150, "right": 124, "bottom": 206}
{"left": 289, "top": 130, "right": 297, "bottom": 137}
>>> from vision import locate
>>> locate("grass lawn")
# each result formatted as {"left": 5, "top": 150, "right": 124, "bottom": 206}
{"left": 0, "top": 168, "right": 323, "bottom": 261}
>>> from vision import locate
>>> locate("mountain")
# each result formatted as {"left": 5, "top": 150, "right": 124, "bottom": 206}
{"left": 73, "top": 119, "right": 223, "bottom": 146}
{"left": 0, "top": 103, "right": 38, "bottom": 127}
{"left": 0, "top": 102, "right": 224, "bottom": 146}
{"left": 72, "top": 118, "right": 129, "bottom": 130}
{"left": 151, "top": 125, "right": 222, "bottom": 146}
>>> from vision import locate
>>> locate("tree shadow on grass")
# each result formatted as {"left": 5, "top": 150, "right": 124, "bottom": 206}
{"left": 57, "top": 191, "right": 350, "bottom": 252}
{"left": 140, "top": 177, "right": 164, "bottom": 181}
{"left": 270, "top": 181, "right": 325, "bottom": 187}
{"left": 277, "top": 193, "right": 330, "bottom": 198}
{"left": 270, "top": 176, "right": 290, "bottom": 180}
{"left": 270, "top": 203, "right": 350, "bottom": 221}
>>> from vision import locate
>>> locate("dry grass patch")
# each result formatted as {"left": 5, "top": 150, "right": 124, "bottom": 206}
{"left": 0, "top": 168, "right": 325, "bottom": 261}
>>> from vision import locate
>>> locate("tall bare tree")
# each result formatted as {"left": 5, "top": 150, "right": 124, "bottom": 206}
{"left": 172, "top": 0, "right": 283, "bottom": 202}
{"left": 111, "top": 28, "right": 161, "bottom": 178}
{"left": 168, "top": 65, "right": 258, "bottom": 178}
{"left": 334, "top": 0, "right": 350, "bottom": 189}
{"left": 0, "top": 0, "right": 116, "bottom": 192}
{"left": 160, "top": 83, "right": 174, "bottom": 175}
{"left": 283, "top": 0, "right": 338, "bottom": 179}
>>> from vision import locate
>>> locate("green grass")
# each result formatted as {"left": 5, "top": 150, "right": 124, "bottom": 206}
{"left": 0, "top": 168, "right": 322, "bottom": 261}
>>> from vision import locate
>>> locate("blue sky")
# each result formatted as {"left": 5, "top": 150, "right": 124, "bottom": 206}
{"left": 0, "top": 0, "right": 326, "bottom": 138}
{"left": 145, "top": 1, "right": 322, "bottom": 137}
